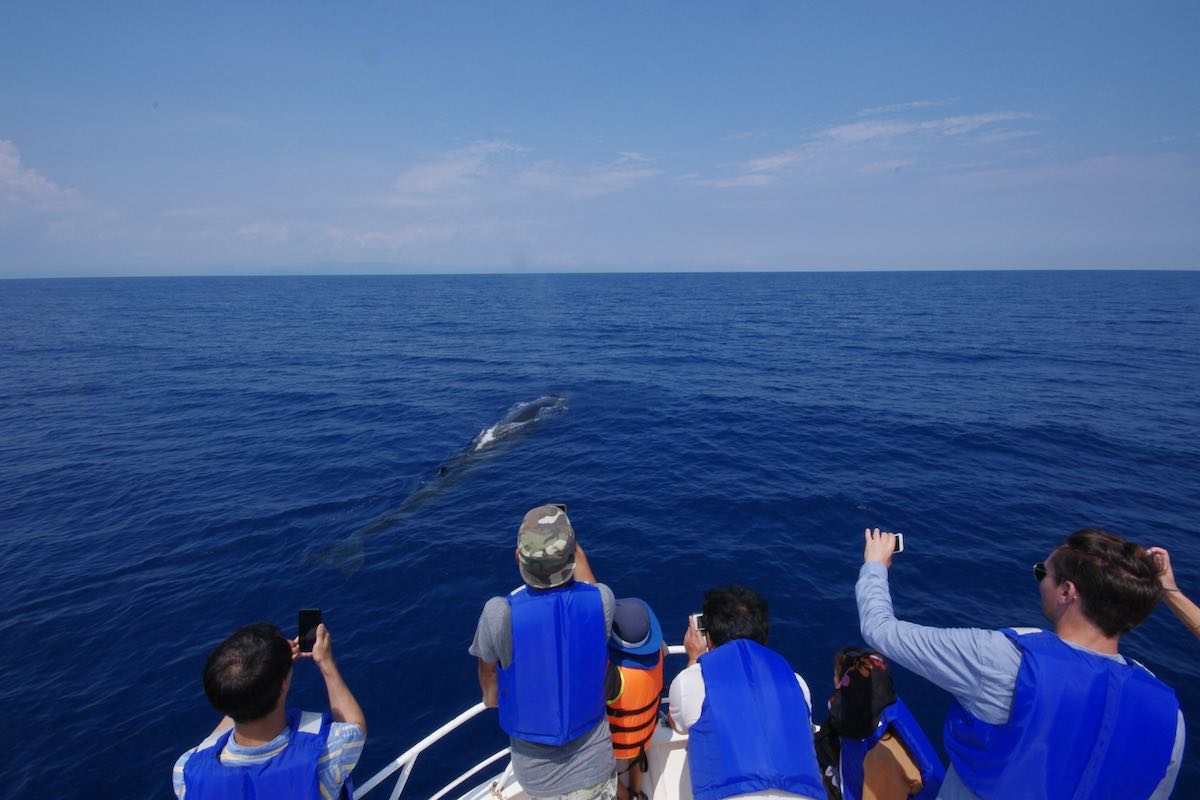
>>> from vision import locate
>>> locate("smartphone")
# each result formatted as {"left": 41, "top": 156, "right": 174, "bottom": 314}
{"left": 689, "top": 612, "right": 705, "bottom": 634}
{"left": 894, "top": 533, "right": 905, "bottom": 553}
{"left": 298, "top": 609, "right": 322, "bottom": 653}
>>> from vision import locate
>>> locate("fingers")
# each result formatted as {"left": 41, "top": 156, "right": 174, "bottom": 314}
{"left": 1148, "top": 547, "right": 1172, "bottom": 575}
{"left": 311, "top": 623, "right": 333, "bottom": 661}
{"left": 863, "top": 527, "right": 895, "bottom": 567}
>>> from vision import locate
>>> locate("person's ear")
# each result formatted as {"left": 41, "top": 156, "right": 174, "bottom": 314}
{"left": 1060, "top": 579, "right": 1078, "bottom": 605}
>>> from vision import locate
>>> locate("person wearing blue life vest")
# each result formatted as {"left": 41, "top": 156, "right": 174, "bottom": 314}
{"left": 667, "top": 584, "right": 825, "bottom": 800}
{"left": 470, "top": 504, "right": 617, "bottom": 800}
{"left": 857, "top": 527, "right": 1184, "bottom": 800}
{"left": 817, "top": 647, "right": 944, "bottom": 800}
{"left": 172, "top": 621, "right": 366, "bottom": 800}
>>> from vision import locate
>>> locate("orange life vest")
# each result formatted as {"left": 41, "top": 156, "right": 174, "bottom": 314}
{"left": 606, "top": 656, "right": 664, "bottom": 759}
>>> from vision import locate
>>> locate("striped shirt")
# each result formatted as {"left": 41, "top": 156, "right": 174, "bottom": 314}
{"left": 172, "top": 714, "right": 364, "bottom": 800}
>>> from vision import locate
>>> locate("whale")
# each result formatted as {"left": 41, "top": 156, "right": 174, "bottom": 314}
{"left": 305, "top": 394, "right": 568, "bottom": 576}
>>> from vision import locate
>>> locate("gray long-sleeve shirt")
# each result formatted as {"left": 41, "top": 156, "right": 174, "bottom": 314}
{"left": 856, "top": 561, "right": 1184, "bottom": 800}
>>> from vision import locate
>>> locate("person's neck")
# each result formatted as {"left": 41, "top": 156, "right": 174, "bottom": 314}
{"left": 232, "top": 707, "right": 288, "bottom": 748}
{"left": 1055, "top": 615, "right": 1120, "bottom": 655}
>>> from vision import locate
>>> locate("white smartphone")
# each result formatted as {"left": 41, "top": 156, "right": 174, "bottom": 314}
{"left": 689, "top": 612, "right": 705, "bottom": 634}
{"left": 894, "top": 533, "right": 905, "bottom": 553}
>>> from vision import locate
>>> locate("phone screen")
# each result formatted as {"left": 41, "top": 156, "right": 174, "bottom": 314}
{"left": 299, "top": 609, "right": 322, "bottom": 653}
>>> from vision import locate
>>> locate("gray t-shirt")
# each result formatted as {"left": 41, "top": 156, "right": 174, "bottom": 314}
{"left": 469, "top": 582, "right": 616, "bottom": 797}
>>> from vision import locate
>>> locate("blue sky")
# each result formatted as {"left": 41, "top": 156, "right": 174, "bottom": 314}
{"left": 2, "top": 1, "right": 1198, "bottom": 276}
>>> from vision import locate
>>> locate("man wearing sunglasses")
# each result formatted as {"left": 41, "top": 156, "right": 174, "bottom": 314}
{"left": 856, "top": 527, "right": 1183, "bottom": 800}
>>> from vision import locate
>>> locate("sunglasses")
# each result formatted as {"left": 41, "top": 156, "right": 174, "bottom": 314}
{"left": 1033, "top": 562, "right": 1048, "bottom": 582}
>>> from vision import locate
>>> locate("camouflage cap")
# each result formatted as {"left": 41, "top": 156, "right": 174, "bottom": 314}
{"left": 517, "top": 505, "right": 576, "bottom": 589}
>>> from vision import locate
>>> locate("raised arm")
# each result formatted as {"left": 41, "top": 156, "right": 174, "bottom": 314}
{"left": 1148, "top": 547, "right": 1200, "bottom": 639}
{"left": 309, "top": 624, "right": 368, "bottom": 737}
{"left": 857, "top": 528, "right": 1020, "bottom": 723}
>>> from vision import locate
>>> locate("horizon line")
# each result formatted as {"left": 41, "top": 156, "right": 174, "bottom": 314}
{"left": 4, "top": 265, "right": 1199, "bottom": 281}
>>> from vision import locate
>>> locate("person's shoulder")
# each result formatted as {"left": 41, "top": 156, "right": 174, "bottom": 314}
{"left": 669, "top": 661, "right": 703, "bottom": 690}
{"left": 326, "top": 720, "right": 366, "bottom": 748}
{"left": 482, "top": 594, "right": 510, "bottom": 611}
{"left": 172, "top": 748, "right": 194, "bottom": 790}
{"left": 479, "top": 594, "right": 513, "bottom": 625}
{"left": 595, "top": 582, "right": 615, "bottom": 604}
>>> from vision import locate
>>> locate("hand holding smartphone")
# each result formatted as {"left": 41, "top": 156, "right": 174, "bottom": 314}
{"left": 298, "top": 609, "right": 322, "bottom": 653}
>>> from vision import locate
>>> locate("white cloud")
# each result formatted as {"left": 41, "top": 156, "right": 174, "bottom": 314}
{"left": 0, "top": 139, "right": 84, "bottom": 213}
{"left": 857, "top": 98, "right": 960, "bottom": 117}
{"left": 692, "top": 147, "right": 810, "bottom": 189}
{"left": 325, "top": 223, "right": 458, "bottom": 251}
{"left": 824, "top": 112, "right": 1035, "bottom": 143}
{"left": 392, "top": 140, "right": 523, "bottom": 198}
{"left": 974, "top": 129, "right": 1041, "bottom": 144}
{"left": 742, "top": 150, "right": 808, "bottom": 173}
{"left": 388, "top": 141, "right": 659, "bottom": 203}
{"left": 516, "top": 162, "right": 659, "bottom": 198}
{"left": 236, "top": 222, "right": 292, "bottom": 243}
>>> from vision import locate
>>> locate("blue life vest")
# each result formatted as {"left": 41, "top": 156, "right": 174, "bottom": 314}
{"left": 838, "top": 696, "right": 944, "bottom": 800}
{"left": 945, "top": 628, "right": 1179, "bottom": 800}
{"left": 688, "top": 639, "right": 825, "bottom": 800}
{"left": 183, "top": 709, "right": 351, "bottom": 799}
{"left": 498, "top": 581, "right": 607, "bottom": 745}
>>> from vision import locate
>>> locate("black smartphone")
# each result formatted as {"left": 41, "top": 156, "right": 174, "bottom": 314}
{"left": 299, "top": 609, "right": 322, "bottom": 653}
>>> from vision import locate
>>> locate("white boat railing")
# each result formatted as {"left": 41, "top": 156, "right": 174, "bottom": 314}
{"left": 356, "top": 645, "right": 688, "bottom": 799}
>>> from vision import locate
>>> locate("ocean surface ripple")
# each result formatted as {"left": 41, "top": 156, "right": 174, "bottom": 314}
{"left": 1, "top": 271, "right": 1198, "bottom": 798}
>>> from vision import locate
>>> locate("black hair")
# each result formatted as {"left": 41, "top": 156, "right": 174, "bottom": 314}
{"left": 1052, "top": 528, "right": 1161, "bottom": 637}
{"left": 828, "top": 646, "right": 896, "bottom": 740}
{"left": 702, "top": 584, "right": 769, "bottom": 647}
{"left": 202, "top": 622, "right": 292, "bottom": 723}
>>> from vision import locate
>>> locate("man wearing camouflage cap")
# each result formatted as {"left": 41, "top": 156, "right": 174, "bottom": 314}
{"left": 470, "top": 505, "right": 618, "bottom": 800}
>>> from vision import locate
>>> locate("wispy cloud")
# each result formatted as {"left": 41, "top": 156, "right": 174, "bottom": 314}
{"left": 391, "top": 140, "right": 523, "bottom": 200}
{"left": 516, "top": 160, "right": 660, "bottom": 198}
{"left": 974, "top": 129, "right": 1041, "bottom": 144}
{"left": 324, "top": 223, "right": 459, "bottom": 251}
{"left": 236, "top": 221, "right": 292, "bottom": 243}
{"left": 389, "top": 141, "right": 658, "bottom": 203}
{"left": 0, "top": 139, "right": 85, "bottom": 214}
{"left": 743, "top": 150, "right": 809, "bottom": 173}
{"left": 694, "top": 149, "right": 810, "bottom": 188}
{"left": 695, "top": 108, "right": 1037, "bottom": 189}
{"left": 857, "top": 98, "right": 960, "bottom": 117}
{"left": 824, "top": 112, "right": 1035, "bottom": 143}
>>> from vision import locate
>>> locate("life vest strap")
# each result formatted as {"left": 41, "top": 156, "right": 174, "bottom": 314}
{"left": 607, "top": 696, "right": 661, "bottom": 718}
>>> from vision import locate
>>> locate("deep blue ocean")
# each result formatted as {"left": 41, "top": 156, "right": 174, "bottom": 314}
{"left": 2, "top": 271, "right": 1199, "bottom": 798}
